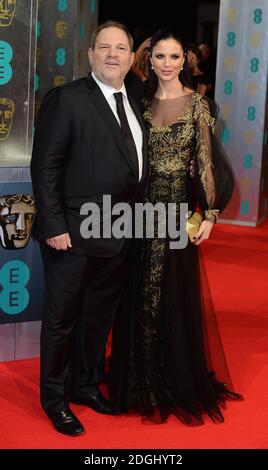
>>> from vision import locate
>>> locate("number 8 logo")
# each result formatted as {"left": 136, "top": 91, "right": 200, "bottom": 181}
{"left": 253, "top": 9, "right": 262, "bottom": 24}
{"left": 56, "top": 48, "right": 66, "bottom": 66}
{"left": 0, "top": 41, "right": 13, "bottom": 85}
{"left": 58, "top": 0, "right": 68, "bottom": 11}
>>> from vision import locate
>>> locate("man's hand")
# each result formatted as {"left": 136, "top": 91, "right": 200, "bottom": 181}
{"left": 189, "top": 159, "right": 195, "bottom": 178}
{"left": 45, "top": 233, "right": 72, "bottom": 250}
{"left": 192, "top": 220, "right": 213, "bottom": 245}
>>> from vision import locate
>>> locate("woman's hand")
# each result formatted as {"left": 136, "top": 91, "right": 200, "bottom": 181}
{"left": 192, "top": 220, "right": 214, "bottom": 245}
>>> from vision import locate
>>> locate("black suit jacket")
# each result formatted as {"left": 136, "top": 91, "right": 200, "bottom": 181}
{"left": 30, "top": 75, "right": 147, "bottom": 256}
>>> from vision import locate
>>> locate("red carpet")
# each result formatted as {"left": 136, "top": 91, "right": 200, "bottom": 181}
{"left": 0, "top": 220, "right": 268, "bottom": 449}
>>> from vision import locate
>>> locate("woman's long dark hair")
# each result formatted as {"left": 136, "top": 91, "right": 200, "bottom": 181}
{"left": 145, "top": 29, "right": 193, "bottom": 101}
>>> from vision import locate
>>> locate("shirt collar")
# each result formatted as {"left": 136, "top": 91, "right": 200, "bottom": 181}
{"left": 91, "top": 72, "right": 127, "bottom": 101}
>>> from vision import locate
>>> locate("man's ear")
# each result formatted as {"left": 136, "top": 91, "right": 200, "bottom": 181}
{"left": 130, "top": 51, "right": 135, "bottom": 68}
{"left": 88, "top": 48, "right": 93, "bottom": 64}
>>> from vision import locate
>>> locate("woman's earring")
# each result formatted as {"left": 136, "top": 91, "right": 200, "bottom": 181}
{"left": 181, "top": 65, "right": 184, "bottom": 70}
{"left": 151, "top": 64, "right": 154, "bottom": 70}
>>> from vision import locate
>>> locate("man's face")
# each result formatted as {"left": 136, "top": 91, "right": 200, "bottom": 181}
{"left": 88, "top": 27, "right": 134, "bottom": 89}
{"left": 0, "top": 201, "right": 35, "bottom": 249}
{"left": 0, "top": 0, "right": 16, "bottom": 27}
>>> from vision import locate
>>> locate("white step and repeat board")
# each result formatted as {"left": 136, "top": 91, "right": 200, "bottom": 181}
{"left": 216, "top": 0, "right": 268, "bottom": 226}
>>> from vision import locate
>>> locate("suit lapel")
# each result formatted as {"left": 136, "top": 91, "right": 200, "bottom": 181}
{"left": 86, "top": 75, "right": 140, "bottom": 179}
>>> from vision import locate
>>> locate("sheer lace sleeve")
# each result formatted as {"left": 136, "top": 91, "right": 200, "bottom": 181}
{"left": 194, "top": 95, "right": 233, "bottom": 222}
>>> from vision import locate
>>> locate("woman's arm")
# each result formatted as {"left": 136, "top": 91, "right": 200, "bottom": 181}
{"left": 192, "top": 96, "right": 219, "bottom": 245}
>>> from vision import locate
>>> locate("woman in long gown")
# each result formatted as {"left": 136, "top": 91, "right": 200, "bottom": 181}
{"left": 109, "top": 29, "right": 242, "bottom": 425}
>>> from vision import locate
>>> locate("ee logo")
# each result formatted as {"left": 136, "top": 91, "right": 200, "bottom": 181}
{"left": 227, "top": 32, "right": 236, "bottom": 47}
{"left": 56, "top": 48, "right": 66, "bottom": 66}
{"left": 224, "top": 80, "right": 233, "bottom": 96}
{"left": 250, "top": 58, "right": 259, "bottom": 73}
{"left": 241, "top": 201, "right": 250, "bottom": 216}
{"left": 57, "top": 0, "right": 68, "bottom": 11}
{"left": 90, "top": 0, "right": 96, "bottom": 15}
{"left": 221, "top": 128, "right": 230, "bottom": 144}
{"left": 0, "top": 260, "right": 30, "bottom": 315}
{"left": 0, "top": 41, "right": 13, "bottom": 85}
{"left": 253, "top": 9, "right": 262, "bottom": 24}
{"left": 247, "top": 106, "right": 256, "bottom": 121}
{"left": 244, "top": 154, "right": 253, "bottom": 168}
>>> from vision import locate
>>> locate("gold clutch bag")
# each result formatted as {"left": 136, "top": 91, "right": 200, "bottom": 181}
{"left": 186, "top": 211, "right": 203, "bottom": 242}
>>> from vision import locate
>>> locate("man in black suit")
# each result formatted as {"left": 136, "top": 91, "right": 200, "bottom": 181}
{"left": 31, "top": 21, "right": 147, "bottom": 436}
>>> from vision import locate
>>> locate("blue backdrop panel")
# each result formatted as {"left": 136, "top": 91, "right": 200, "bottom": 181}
{"left": 0, "top": 0, "right": 99, "bottom": 359}
{"left": 215, "top": 0, "right": 268, "bottom": 225}
{"left": 0, "top": 182, "right": 43, "bottom": 324}
{"left": 0, "top": 0, "right": 36, "bottom": 167}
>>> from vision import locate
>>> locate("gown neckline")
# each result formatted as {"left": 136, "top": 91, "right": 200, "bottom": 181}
{"left": 145, "top": 92, "right": 200, "bottom": 130}
{"left": 153, "top": 91, "right": 195, "bottom": 101}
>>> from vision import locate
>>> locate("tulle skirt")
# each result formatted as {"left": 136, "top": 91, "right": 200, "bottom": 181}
{"left": 108, "top": 237, "right": 242, "bottom": 425}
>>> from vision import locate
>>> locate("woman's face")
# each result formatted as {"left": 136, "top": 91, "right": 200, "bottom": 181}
{"left": 150, "top": 38, "right": 185, "bottom": 81}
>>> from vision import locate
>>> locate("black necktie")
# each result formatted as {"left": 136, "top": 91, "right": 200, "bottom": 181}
{"left": 114, "top": 92, "right": 139, "bottom": 177}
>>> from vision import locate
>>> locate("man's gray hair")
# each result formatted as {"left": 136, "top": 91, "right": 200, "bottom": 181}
{"left": 90, "top": 21, "right": 134, "bottom": 51}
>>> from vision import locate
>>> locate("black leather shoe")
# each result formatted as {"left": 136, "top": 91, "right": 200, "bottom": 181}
{"left": 46, "top": 407, "right": 85, "bottom": 436}
{"left": 70, "top": 390, "right": 119, "bottom": 415}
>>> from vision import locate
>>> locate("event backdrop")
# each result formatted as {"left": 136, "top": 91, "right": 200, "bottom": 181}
{"left": 0, "top": 0, "right": 98, "bottom": 361}
{"left": 35, "top": 0, "right": 98, "bottom": 120}
{"left": 216, "top": 0, "right": 268, "bottom": 226}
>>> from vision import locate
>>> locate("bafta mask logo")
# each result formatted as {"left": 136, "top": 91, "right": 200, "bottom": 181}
{"left": 0, "top": 194, "right": 35, "bottom": 250}
{"left": 36, "top": 47, "right": 41, "bottom": 65}
{"left": 54, "top": 75, "right": 67, "bottom": 87}
{"left": 0, "top": 0, "right": 16, "bottom": 27}
{"left": 0, "top": 98, "right": 15, "bottom": 141}
{"left": 56, "top": 21, "right": 68, "bottom": 39}
{"left": 34, "top": 99, "right": 40, "bottom": 119}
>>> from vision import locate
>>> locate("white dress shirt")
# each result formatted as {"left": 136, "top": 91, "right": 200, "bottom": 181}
{"left": 91, "top": 72, "right": 143, "bottom": 181}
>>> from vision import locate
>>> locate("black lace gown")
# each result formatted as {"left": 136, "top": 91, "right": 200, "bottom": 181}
{"left": 109, "top": 92, "right": 242, "bottom": 425}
